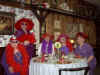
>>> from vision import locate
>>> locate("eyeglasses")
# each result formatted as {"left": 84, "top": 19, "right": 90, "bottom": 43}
{"left": 21, "top": 22, "right": 27, "bottom": 26}
{"left": 11, "top": 40, "right": 18, "bottom": 43}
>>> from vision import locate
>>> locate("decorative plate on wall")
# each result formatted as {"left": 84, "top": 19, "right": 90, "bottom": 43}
{"left": 0, "top": 12, "right": 15, "bottom": 35}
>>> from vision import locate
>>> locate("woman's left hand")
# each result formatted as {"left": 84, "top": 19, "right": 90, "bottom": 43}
{"left": 88, "top": 56, "right": 94, "bottom": 63}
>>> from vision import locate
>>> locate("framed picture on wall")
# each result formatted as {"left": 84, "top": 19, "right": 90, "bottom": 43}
{"left": 0, "top": 12, "right": 15, "bottom": 35}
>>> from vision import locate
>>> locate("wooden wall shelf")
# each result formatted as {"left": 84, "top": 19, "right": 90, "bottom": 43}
{"left": 0, "top": 1, "right": 31, "bottom": 10}
{"left": 0, "top": 1, "right": 97, "bottom": 20}
{"left": 32, "top": 5, "right": 95, "bottom": 20}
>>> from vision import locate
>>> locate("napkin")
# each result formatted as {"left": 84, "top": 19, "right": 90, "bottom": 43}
{"left": 75, "top": 55, "right": 81, "bottom": 58}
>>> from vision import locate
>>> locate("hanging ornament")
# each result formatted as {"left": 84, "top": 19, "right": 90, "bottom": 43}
{"left": 42, "top": 2, "right": 50, "bottom": 8}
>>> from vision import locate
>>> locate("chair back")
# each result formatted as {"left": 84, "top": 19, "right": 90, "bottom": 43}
{"left": 59, "top": 67, "right": 89, "bottom": 75}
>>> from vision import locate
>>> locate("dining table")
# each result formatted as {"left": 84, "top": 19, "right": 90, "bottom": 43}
{"left": 29, "top": 55, "right": 88, "bottom": 75}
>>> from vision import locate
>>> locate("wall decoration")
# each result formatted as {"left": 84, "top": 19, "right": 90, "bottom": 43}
{"left": 54, "top": 32, "right": 61, "bottom": 41}
{"left": 0, "top": 12, "right": 15, "bottom": 35}
{"left": 54, "top": 20, "right": 61, "bottom": 29}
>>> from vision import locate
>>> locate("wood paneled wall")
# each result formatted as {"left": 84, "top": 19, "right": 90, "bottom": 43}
{"left": 45, "top": 13, "right": 96, "bottom": 46}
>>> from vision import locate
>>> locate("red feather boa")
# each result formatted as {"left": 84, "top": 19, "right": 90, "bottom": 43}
{"left": 6, "top": 44, "right": 29, "bottom": 74}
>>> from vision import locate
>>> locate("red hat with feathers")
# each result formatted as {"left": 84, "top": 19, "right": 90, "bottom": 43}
{"left": 15, "top": 18, "right": 34, "bottom": 31}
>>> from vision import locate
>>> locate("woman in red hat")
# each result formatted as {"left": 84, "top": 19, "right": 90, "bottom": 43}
{"left": 1, "top": 36, "right": 29, "bottom": 75}
{"left": 57, "top": 34, "right": 70, "bottom": 56}
{"left": 38, "top": 33, "right": 54, "bottom": 56}
{"left": 74, "top": 32, "right": 96, "bottom": 75}
{"left": 15, "top": 18, "right": 36, "bottom": 59}
{"left": 57, "top": 34, "right": 73, "bottom": 52}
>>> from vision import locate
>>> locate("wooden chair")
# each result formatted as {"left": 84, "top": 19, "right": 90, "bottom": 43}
{"left": 59, "top": 67, "right": 89, "bottom": 75}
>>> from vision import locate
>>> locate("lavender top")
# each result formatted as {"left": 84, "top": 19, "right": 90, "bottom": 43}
{"left": 60, "top": 46, "right": 69, "bottom": 55}
{"left": 74, "top": 43, "right": 96, "bottom": 69}
{"left": 41, "top": 40, "right": 53, "bottom": 54}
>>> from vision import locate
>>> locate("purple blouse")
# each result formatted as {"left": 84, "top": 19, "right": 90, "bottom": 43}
{"left": 74, "top": 43, "right": 96, "bottom": 69}
{"left": 60, "top": 46, "right": 69, "bottom": 55}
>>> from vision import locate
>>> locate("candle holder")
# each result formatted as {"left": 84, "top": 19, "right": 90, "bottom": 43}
{"left": 54, "top": 42, "right": 62, "bottom": 59}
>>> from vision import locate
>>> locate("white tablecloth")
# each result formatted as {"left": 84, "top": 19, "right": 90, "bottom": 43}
{"left": 29, "top": 58, "right": 88, "bottom": 75}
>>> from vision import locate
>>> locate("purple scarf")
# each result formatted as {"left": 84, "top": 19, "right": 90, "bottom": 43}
{"left": 41, "top": 40, "right": 53, "bottom": 54}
